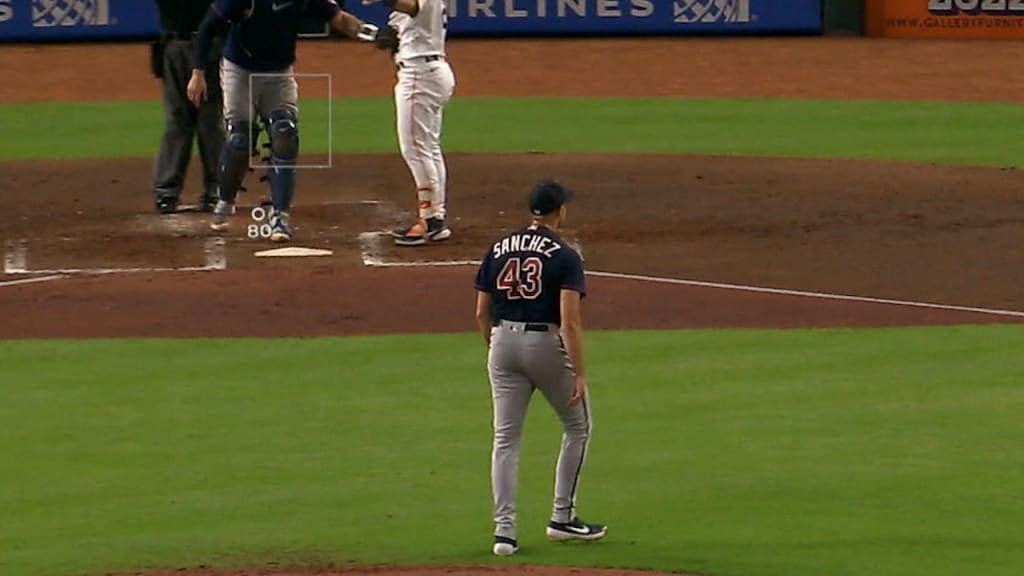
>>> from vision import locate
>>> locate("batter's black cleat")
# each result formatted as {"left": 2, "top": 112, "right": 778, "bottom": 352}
{"left": 545, "top": 517, "right": 608, "bottom": 542}
{"left": 492, "top": 535, "right": 518, "bottom": 556}
{"left": 155, "top": 195, "right": 179, "bottom": 214}
{"left": 393, "top": 217, "right": 452, "bottom": 247}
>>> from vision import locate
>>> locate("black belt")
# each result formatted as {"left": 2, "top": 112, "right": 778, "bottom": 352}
{"left": 496, "top": 320, "right": 553, "bottom": 332}
{"left": 397, "top": 55, "right": 443, "bottom": 69}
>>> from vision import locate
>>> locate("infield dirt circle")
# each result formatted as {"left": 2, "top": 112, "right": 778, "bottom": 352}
{"left": 1, "top": 37, "right": 1023, "bottom": 576}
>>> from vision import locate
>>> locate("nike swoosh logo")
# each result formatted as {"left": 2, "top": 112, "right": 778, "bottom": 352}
{"left": 564, "top": 525, "right": 592, "bottom": 534}
{"left": 272, "top": 1, "right": 294, "bottom": 11}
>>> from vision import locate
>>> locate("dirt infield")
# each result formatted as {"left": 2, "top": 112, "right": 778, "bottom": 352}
{"left": 2, "top": 35, "right": 1024, "bottom": 576}
{"left": 2, "top": 151, "right": 1022, "bottom": 339}
{"left": 3, "top": 38, "right": 1024, "bottom": 340}
{"left": 5, "top": 37, "right": 1024, "bottom": 102}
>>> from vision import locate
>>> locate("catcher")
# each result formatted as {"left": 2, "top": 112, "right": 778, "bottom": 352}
{"left": 187, "top": 0, "right": 398, "bottom": 242}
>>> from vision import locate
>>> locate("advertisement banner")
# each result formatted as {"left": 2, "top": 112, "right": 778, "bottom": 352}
{"left": 870, "top": 0, "right": 1024, "bottom": 39}
{"left": 349, "top": 0, "right": 823, "bottom": 35}
{"left": 0, "top": 0, "right": 157, "bottom": 40}
{"left": 0, "top": 0, "right": 823, "bottom": 42}
{"left": 0, "top": 1, "right": 332, "bottom": 41}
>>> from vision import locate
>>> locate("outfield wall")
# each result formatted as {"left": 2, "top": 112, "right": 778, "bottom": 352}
{"left": 0, "top": 0, "right": 823, "bottom": 42}
{"left": 824, "top": 0, "right": 863, "bottom": 34}
{"left": 865, "top": 0, "right": 1024, "bottom": 39}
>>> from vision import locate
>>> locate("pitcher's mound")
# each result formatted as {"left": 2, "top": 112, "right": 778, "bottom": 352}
{"left": 116, "top": 566, "right": 692, "bottom": 576}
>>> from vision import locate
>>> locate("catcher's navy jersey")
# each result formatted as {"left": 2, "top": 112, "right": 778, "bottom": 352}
{"left": 475, "top": 225, "right": 586, "bottom": 325}
{"left": 213, "top": 0, "right": 341, "bottom": 71}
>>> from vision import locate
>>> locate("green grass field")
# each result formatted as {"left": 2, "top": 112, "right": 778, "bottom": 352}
{"left": 4, "top": 97, "right": 1024, "bottom": 165}
{"left": 2, "top": 327, "right": 1023, "bottom": 576}
{"left": 3, "top": 93, "right": 1024, "bottom": 576}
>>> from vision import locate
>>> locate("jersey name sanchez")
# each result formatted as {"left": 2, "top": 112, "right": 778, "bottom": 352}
{"left": 389, "top": 0, "right": 448, "bottom": 60}
{"left": 475, "top": 225, "right": 586, "bottom": 326}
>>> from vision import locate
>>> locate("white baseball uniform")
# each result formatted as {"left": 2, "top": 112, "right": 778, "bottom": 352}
{"left": 389, "top": 0, "right": 455, "bottom": 221}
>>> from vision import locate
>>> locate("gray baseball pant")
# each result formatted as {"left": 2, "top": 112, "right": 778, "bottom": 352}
{"left": 220, "top": 58, "right": 298, "bottom": 125}
{"left": 488, "top": 320, "right": 592, "bottom": 540}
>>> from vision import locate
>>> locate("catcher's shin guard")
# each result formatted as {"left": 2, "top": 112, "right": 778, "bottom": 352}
{"left": 218, "top": 120, "right": 254, "bottom": 203}
{"left": 268, "top": 108, "right": 298, "bottom": 213}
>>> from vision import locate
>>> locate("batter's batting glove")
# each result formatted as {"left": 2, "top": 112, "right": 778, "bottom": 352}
{"left": 373, "top": 25, "right": 399, "bottom": 52}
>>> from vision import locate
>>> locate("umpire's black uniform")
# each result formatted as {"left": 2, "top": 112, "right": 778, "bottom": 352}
{"left": 152, "top": 0, "right": 224, "bottom": 213}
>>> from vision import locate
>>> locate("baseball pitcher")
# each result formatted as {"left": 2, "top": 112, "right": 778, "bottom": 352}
{"left": 365, "top": 0, "right": 455, "bottom": 247}
{"left": 474, "top": 180, "right": 608, "bottom": 556}
{"left": 187, "top": 0, "right": 397, "bottom": 242}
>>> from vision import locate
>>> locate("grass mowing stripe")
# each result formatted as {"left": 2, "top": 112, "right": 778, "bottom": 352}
{"left": 1, "top": 325, "right": 1023, "bottom": 576}
{"left": 2, "top": 97, "right": 1023, "bottom": 165}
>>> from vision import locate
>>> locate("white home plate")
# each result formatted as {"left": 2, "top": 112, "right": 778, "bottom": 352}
{"left": 254, "top": 247, "right": 334, "bottom": 258}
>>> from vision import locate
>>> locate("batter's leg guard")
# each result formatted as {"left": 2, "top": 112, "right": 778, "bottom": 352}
{"left": 218, "top": 120, "right": 253, "bottom": 204}
{"left": 268, "top": 108, "right": 298, "bottom": 213}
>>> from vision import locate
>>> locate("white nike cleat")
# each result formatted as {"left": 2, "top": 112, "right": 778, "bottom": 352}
{"left": 546, "top": 517, "right": 608, "bottom": 542}
{"left": 492, "top": 535, "right": 518, "bottom": 556}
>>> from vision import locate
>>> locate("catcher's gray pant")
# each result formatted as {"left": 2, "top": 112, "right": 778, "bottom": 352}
{"left": 221, "top": 58, "right": 298, "bottom": 126}
{"left": 153, "top": 38, "right": 224, "bottom": 200}
{"left": 489, "top": 320, "right": 592, "bottom": 540}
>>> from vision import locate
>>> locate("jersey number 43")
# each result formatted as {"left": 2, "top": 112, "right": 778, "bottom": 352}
{"left": 497, "top": 257, "right": 543, "bottom": 300}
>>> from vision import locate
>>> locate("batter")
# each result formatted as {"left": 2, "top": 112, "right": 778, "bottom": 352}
{"left": 474, "top": 180, "right": 608, "bottom": 556}
{"left": 367, "top": 0, "right": 455, "bottom": 246}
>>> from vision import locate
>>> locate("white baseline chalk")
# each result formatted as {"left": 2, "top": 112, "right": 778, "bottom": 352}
{"left": 0, "top": 274, "right": 66, "bottom": 288}
{"left": 2, "top": 237, "right": 227, "bottom": 276}
{"left": 587, "top": 270, "right": 1024, "bottom": 319}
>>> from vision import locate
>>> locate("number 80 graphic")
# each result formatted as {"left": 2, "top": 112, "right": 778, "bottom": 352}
{"left": 247, "top": 206, "right": 274, "bottom": 239}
